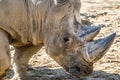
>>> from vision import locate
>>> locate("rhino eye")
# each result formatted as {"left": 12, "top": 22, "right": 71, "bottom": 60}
{"left": 62, "top": 34, "right": 70, "bottom": 43}
{"left": 63, "top": 37, "right": 69, "bottom": 43}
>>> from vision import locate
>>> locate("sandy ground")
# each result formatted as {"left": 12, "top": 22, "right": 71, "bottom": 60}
{"left": 6, "top": 0, "right": 120, "bottom": 80}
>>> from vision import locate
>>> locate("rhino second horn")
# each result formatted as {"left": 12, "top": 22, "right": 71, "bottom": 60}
{"left": 78, "top": 26, "right": 101, "bottom": 41}
{"left": 87, "top": 33, "right": 116, "bottom": 63}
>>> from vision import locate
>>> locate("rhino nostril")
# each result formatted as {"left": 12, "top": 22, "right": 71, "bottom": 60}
{"left": 69, "top": 66, "right": 81, "bottom": 74}
{"left": 75, "top": 66, "right": 80, "bottom": 72}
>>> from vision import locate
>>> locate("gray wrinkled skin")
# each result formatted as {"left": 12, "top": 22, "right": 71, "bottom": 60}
{"left": 0, "top": 0, "right": 116, "bottom": 80}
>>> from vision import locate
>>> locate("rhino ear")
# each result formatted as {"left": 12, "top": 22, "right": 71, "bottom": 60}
{"left": 87, "top": 33, "right": 116, "bottom": 63}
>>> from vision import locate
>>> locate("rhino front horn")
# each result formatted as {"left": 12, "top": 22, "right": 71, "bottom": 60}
{"left": 87, "top": 33, "right": 116, "bottom": 63}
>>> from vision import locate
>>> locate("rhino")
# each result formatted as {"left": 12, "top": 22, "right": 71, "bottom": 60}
{"left": 0, "top": 0, "right": 116, "bottom": 80}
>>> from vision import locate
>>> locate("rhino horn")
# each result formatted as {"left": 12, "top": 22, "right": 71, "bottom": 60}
{"left": 78, "top": 26, "right": 101, "bottom": 41}
{"left": 87, "top": 33, "right": 116, "bottom": 63}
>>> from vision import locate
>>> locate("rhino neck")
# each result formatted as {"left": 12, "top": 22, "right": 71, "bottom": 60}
{"left": 26, "top": 0, "right": 49, "bottom": 45}
{"left": 29, "top": 0, "right": 53, "bottom": 46}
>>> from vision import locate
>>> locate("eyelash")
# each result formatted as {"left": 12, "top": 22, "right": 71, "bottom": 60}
{"left": 57, "top": 0, "right": 67, "bottom": 3}
{"left": 56, "top": 0, "right": 69, "bottom": 6}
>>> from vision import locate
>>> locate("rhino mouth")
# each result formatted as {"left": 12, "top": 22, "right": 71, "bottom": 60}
{"left": 68, "top": 65, "right": 92, "bottom": 77}
{"left": 78, "top": 26, "right": 116, "bottom": 63}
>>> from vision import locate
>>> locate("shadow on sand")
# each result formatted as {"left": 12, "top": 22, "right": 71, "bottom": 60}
{"left": 6, "top": 67, "right": 120, "bottom": 80}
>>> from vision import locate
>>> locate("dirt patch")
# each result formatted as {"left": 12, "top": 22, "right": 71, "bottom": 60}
{"left": 6, "top": 0, "right": 120, "bottom": 80}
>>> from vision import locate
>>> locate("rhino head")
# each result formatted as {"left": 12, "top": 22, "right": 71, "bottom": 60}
{"left": 41, "top": 0, "right": 116, "bottom": 77}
